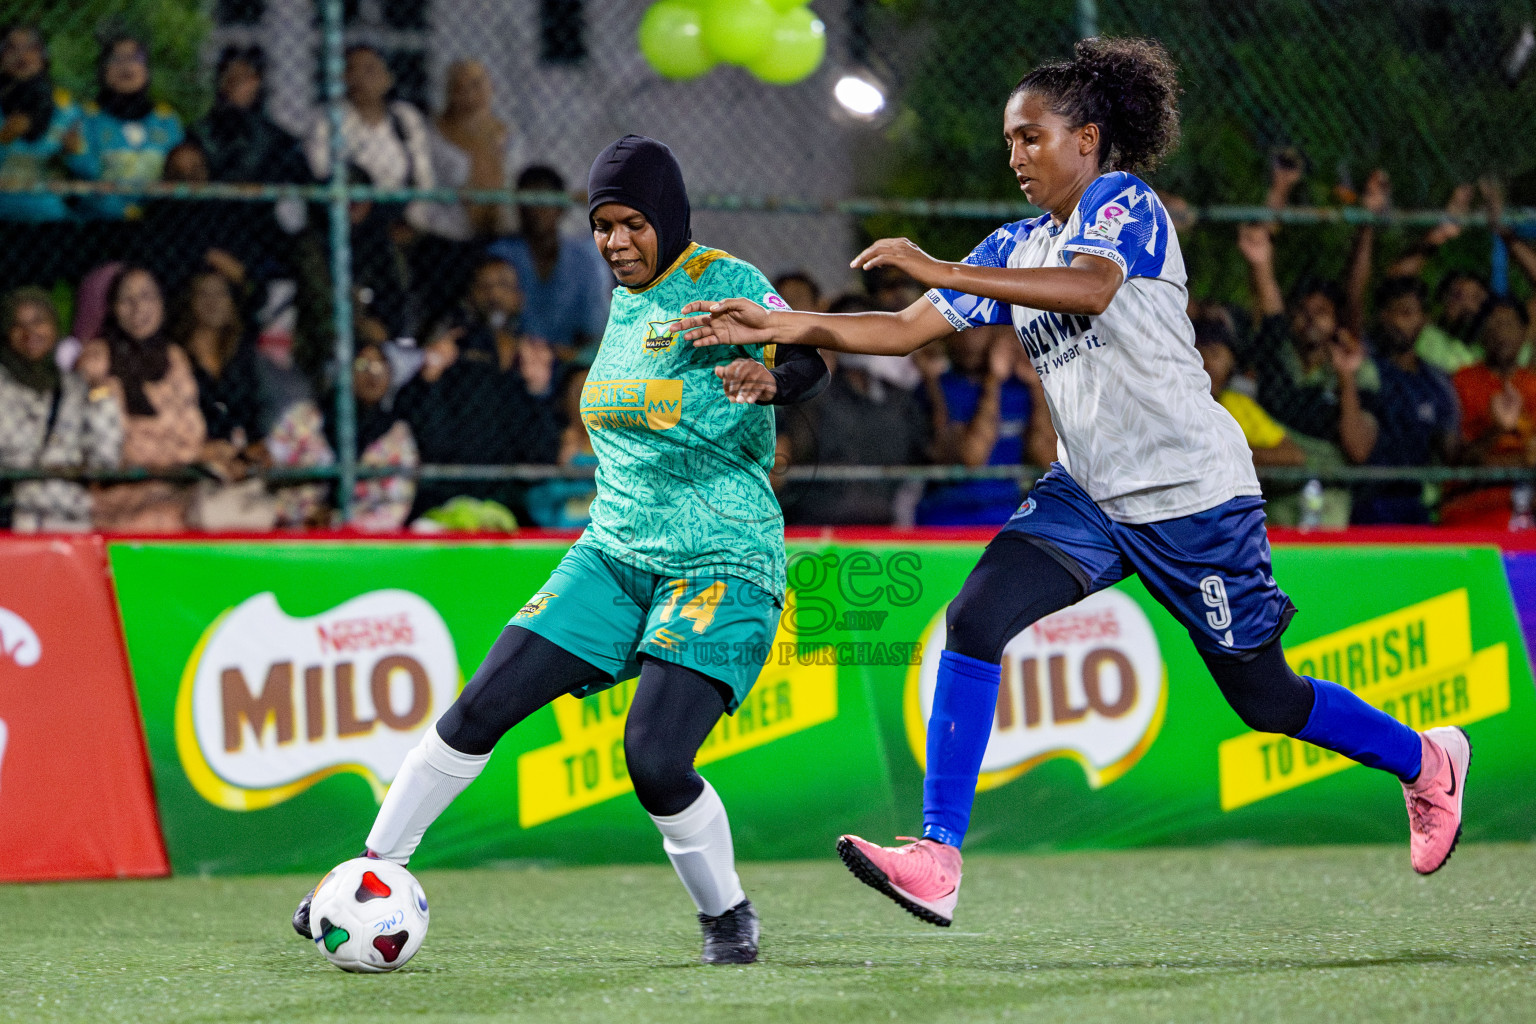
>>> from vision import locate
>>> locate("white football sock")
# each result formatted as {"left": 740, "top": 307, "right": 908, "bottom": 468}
{"left": 365, "top": 727, "right": 489, "bottom": 864}
{"left": 649, "top": 780, "right": 746, "bottom": 917}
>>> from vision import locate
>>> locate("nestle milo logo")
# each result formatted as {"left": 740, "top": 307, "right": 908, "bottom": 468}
{"left": 906, "top": 588, "right": 1165, "bottom": 792}
{"left": 175, "top": 591, "right": 460, "bottom": 812}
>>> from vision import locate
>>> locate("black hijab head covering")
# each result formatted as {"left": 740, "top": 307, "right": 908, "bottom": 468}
{"left": 0, "top": 25, "right": 54, "bottom": 143}
{"left": 587, "top": 135, "right": 692, "bottom": 284}
{"left": 103, "top": 265, "right": 170, "bottom": 418}
{"left": 97, "top": 34, "right": 153, "bottom": 122}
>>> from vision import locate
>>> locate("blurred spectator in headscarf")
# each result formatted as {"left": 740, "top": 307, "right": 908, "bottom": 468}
{"left": 412, "top": 59, "right": 516, "bottom": 333}
{"left": 168, "top": 269, "right": 262, "bottom": 463}
{"left": 81, "top": 266, "right": 206, "bottom": 531}
{"left": 433, "top": 60, "right": 516, "bottom": 228}
{"left": 190, "top": 45, "right": 308, "bottom": 186}
{"left": 70, "top": 261, "right": 125, "bottom": 350}
{"left": 0, "top": 25, "right": 80, "bottom": 294}
{"left": 325, "top": 343, "right": 417, "bottom": 530}
{"left": 68, "top": 34, "right": 183, "bottom": 225}
{"left": 0, "top": 287, "right": 121, "bottom": 531}
{"left": 487, "top": 164, "right": 613, "bottom": 361}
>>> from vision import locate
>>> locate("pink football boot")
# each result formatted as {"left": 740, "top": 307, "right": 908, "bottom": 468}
{"left": 1402, "top": 726, "right": 1472, "bottom": 875}
{"left": 837, "top": 835, "right": 962, "bottom": 927}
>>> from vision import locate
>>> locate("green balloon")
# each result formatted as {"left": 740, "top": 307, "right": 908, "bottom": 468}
{"left": 701, "top": 0, "right": 777, "bottom": 65}
{"left": 747, "top": 6, "right": 827, "bottom": 85}
{"left": 639, "top": 0, "right": 717, "bottom": 80}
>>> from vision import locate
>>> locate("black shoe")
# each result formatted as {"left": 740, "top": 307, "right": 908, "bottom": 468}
{"left": 292, "top": 887, "right": 315, "bottom": 940}
{"left": 699, "top": 899, "right": 759, "bottom": 965}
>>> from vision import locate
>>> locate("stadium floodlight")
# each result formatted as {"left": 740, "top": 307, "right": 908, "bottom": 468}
{"left": 834, "top": 72, "right": 886, "bottom": 119}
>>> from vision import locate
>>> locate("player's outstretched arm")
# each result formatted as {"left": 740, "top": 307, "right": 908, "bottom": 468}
{"left": 714, "top": 345, "right": 830, "bottom": 406}
{"left": 679, "top": 297, "right": 954, "bottom": 357}
{"left": 852, "top": 237, "right": 1123, "bottom": 317}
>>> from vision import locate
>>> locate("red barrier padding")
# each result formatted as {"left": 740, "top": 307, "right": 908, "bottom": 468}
{"left": 0, "top": 536, "right": 168, "bottom": 881}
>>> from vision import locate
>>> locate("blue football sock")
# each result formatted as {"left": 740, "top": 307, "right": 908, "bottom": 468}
{"left": 1295, "top": 677, "right": 1422, "bottom": 782}
{"left": 921, "top": 649, "right": 1002, "bottom": 848}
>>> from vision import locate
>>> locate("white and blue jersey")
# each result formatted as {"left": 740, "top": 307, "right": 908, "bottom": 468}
{"left": 927, "top": 171, "right": 1259, "bottom": 524}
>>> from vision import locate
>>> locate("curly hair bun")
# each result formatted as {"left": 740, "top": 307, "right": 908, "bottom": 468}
{"left": 1015, "top": 36, "right": 1182, "bottom": 175}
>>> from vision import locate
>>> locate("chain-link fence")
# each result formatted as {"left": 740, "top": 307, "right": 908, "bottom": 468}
{"left": 0, "top": 0, "right": 1531, "bottom": 532}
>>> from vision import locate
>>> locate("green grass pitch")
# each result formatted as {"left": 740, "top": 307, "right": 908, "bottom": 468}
{"left": 3, "top": 845, "right": 1535, "bottom": 1023}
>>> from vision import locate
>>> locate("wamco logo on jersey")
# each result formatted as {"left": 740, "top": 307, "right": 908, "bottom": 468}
{"left": 906, "top": 588, "right": 1165, "bottom": 791}
{"left": 175, "top": 590, "right": 459, "bottom": 812}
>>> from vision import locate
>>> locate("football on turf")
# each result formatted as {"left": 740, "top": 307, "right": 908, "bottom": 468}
{"left": 308, "top": 858, "right": 429, "bottom": 973}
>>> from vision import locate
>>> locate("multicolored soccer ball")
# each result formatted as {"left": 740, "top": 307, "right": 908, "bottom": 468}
{"left": 308, "top": 858, "right": 429, "bottom": 973}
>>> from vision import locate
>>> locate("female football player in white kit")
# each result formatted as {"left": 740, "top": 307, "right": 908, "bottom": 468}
{"left": 685, "top": 36, "right": 1470, "bottom": 928}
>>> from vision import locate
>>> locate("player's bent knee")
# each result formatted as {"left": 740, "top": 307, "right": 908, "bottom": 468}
{"left": 623, "top": 728, "right": 702, "bottom": 816}
{"left": 944, "top": 591, "right": 1010, "bottom": 663}
{"left": 1203, "top": 640, "right": 1316, "bottom": 736}
{"left": 944, "top": 535, "right": 1085, "bottom": 664}
{"left": 434, "top": 696, "right": 503, "bottom": 756}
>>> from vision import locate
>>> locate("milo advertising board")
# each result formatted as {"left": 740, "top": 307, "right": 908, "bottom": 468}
{"left": 870, "top": 543, "right": 1536, "bottom": 851}
{"left": 109, "top": 542, "right": 896, "bottom": 875}
{"left": 109, "top": 540, "right": 1536, "bottom": 875}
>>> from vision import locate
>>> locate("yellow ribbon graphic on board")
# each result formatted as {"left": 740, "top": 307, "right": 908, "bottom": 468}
{"left": 1218, "top": 589, "right": 1509, "bottom": 811}
{"left": 516, "top": 592, "right": 837, "bottom": 827}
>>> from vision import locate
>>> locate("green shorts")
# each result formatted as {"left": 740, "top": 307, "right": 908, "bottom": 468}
{"left": 510, "top": 541, "right": 783, "bottom": 711}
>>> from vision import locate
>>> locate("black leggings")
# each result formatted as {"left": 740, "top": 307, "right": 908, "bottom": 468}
{"left": 946, "top": 532, "right": 1316, "bottom": 736}
{"left": 435, "top": 625, "right": 730, "bottom": 816}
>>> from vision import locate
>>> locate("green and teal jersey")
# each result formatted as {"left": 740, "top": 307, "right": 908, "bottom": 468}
{"left": 578, "top": 242, "right": 789, "bottom": 600}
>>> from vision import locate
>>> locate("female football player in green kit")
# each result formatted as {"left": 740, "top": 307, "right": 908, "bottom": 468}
{"left": 292, "top": 135, "right": 827, "bottom": 965}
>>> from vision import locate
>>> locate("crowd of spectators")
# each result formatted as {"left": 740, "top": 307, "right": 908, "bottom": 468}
{"left": 0, "top": 28, "right": 608, "bottom": 533}
{"left": 0, "top": 24, "right": 1532, "bottom": 533}
{"left": 1219, "top": 169, "right": 1536, "bottom": 528}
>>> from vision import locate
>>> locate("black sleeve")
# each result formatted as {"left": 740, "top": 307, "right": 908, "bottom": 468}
{"left": 762, "top": 343, "right": 829, "bottom": 406}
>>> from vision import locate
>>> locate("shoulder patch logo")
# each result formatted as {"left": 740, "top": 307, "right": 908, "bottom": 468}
{"left": 1083, "top": 201, "right": 1133, "bottom": 242}
{"left": 516, "top": 592, "right": 556, "bottom": 619}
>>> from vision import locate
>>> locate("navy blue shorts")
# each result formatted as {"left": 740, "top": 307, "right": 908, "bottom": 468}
{"left": 1001, "top": 464, "right": 1295, "bottom": 658}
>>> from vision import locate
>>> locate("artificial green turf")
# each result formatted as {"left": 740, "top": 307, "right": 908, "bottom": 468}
{"left": 2, "top": 845, "right": 1534, "bottom": 1023}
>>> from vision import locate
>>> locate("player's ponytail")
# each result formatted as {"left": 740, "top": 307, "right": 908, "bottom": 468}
{"left": 1014, "top": 37, "right": 1181, "bottom": 175}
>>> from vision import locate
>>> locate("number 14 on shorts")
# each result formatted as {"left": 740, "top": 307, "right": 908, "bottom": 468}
{"left": 646, "top": 579, "right": 729, "bottom": 650}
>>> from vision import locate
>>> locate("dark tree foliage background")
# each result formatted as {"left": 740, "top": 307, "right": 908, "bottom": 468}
{"left": 0, "top": 1, "right": 210, "bottom": 121}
